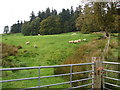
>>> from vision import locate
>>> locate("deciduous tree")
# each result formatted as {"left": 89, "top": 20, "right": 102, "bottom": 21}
{"left": 40, "top": 15, "right": 61, "bottom": 35}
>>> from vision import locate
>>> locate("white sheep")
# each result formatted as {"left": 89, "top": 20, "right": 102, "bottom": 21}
{"left": 38, "top": 34, "right": 40, "bottom": 36}
{"left": 78, "top": 39, "right": 81, "bottom": 42}
{"left": 26, "top": 41, "right": 30, "bottom": 45}
{"left": 72, "top": 33, "right": 77, "bottom": 35}
{"left": 73, "top": 40, "right": 79, "bottom": 43}
{"left": 34, "top": 45, "right": 37, "bottom": 48}
{"left": 83, "top": 39, "right": 86, "bottom": 41}
{"left": 68, "top": 41, "right": 74, "bottom": 43}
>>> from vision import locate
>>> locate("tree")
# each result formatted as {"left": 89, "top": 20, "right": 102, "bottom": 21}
{"left": 40, "top": 15, "right": 61, "bottom": 35}
{"left": 45, "top": 7, "right": 51, "bottom": 18}
{"left": 38, "top": 11, "right": 41, "bottom": 18}
{"left": 93, "top": 2, "right": 118, "bottom": 34}
{"left": 4, "top": 26, "right": 9, "bottom": 33}
{"left": 51, "top": 9, "right": 57, "bottom": 15}
{"left": 10, "top": 20, "right": 22, "bottom": 33}
{"left": 59, "top": 9, "right": 70, "bottom": 21}
{"left": 114, "top": 14, "right": 120, "bottom": 33}
{"left": 59, "top": 9, "right": 71, "bottom": 32}
{"left": 30, "top": 11, "right": 36, "bottom": 22}
{"left": 76, "top": 2, "right": 118, "bottom": 34}
{"left": 70, "top": 6, "right": 74, "bottom": 15}
{"left": 69, "top": 5, "right": 82, "bottom": 32}
{"left": 76, "top": 4, "right": 96, "bottom": 33}
{"left": 41, "top": 11, "right": 46, "bottom": 20}
{"left": 21, "top": 21, "right": 31, "bottom": 36}
{"left": 30, "top": 17, "right": 41, "bottom": 35}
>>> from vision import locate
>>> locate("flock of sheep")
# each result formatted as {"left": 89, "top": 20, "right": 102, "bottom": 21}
{"left": 68, "top": 39, "right": 87, "bottom": 43}
{"left": 26, "top": 41, "right": 37, "bottom": 48}
{"left": 68, "top": 33, "right": 87, "bottom": 43}
{"left": 25, "top": 33, "right": 87, "bottom": 47}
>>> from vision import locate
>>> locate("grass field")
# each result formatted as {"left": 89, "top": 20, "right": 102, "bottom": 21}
{"left": 1, "top": 32, "right": 118, "bottom": 89}
{"left": 2, "top": 32, "right": 100, "bottom": 67}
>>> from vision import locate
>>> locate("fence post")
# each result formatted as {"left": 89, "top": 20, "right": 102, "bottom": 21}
{"left": 92, "top": 57, "right": 102, "bottom": 90}
{"left": 70, "top": 65, "right": 72, "bottom": 88}
{"left": 38, "top": 67, "right": 40, "bottom": 90}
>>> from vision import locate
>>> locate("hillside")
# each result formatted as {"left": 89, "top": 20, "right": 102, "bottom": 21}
{"left": 2, "top": 32, "right": 100, "bottom": 67}
{"left": 1, "top": 32, "right": 118, "bottom": 88}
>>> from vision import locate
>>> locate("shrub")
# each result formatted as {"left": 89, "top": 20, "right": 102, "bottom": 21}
{"left": 1, "top": 43, "right": 18, "bottom": 58}
{"left": 1, "top": 43, "right": 19, "bottom": 68}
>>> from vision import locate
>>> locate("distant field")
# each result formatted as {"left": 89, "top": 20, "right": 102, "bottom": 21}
{"left": 2, "top": 32, "right": 118, "bottom": 89}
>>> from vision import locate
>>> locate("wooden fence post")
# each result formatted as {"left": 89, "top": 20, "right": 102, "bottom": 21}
{"left": 92, "top": 57, "right": 102, "bottom": 90}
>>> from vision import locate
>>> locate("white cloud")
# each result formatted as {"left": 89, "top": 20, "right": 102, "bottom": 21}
{"left": 0, "top": 0, "right": 82, "bottom": 34}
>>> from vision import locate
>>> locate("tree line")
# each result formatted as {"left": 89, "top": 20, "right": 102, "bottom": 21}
{"left": 20, "top": 6, "right": 81, "bottom": 35}
{"left": 4, "top": 2, "right": 120, "bottom": 35}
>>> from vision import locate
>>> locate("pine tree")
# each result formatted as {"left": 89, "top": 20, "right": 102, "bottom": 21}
{"left": 45, "top": 7, "right": 51, "bottom": 18}
{"left": 4, "top": 26, "right": 9, "bottom": 34}
{"left": 30, "top": 11, "right": 36, "bottom": 22}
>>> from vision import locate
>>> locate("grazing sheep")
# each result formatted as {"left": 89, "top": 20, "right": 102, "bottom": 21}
{"left": 78, "top": 39, "right": 81, "bottom": 42}
{"left": 26, "top": 41, "right": 30, "bottom": 45}
{"left": 68, "top": 41, "right": 74, "bottom": 43}
{"left": 83, "top": 39, "right": 86, "bottom": 41}
{"left": 73, "top": 40, "right": 79, "bottom": 43}
{"left": 34, "top": 45, "right": 37, "bottom": 48}
{"left": 72, "top": 33, "right": 77, "bottom": 35}
{"left": 38, "top": 34, "right": 40, "bottom": 36}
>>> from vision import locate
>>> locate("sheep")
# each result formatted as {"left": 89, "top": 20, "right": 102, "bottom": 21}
{"left": 68, "top": 39, "right": 82, "bottom": 44}
{"left": 73, "top": 40, "right": 79, "bottom": 43}
{"left": 82, "top": 39, "right": 86, "bottom": 41}
{"left": 34, "top": 45, "right": 37, "bottom": 48}
{"left": 72, "top": 33, "right": 77, "bottom": 35}
{"left": 38, "top": 34, "right": 40, "bottom": 36}
{"left": 78, "top": 39, "right": 81, "bottom": 42}
{"left": 26, "top": 41, "right": 30, "bottom": 45}
{"left": 68, "top": 41, "right": 74, "bottom": 43}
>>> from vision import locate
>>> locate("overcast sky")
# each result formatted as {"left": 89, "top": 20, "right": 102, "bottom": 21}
{"left": 0, "top": 0, "right": 83, "bottom": 34}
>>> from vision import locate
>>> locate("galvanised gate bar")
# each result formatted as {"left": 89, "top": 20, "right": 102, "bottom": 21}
{"left": 0, "top": 63, "right": 94, "bottom": 89}
{"left": 102, "top": 61, "right": 120, "bottom": 90}
{"left": 0, "top": 60, "right": 120, "bottom": 90}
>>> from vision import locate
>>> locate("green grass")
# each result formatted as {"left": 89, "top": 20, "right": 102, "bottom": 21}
{"left": 2, "top": 32, "right": 102, "bottom": 88}
{"left": 2, "top": 32, "right": 99, "bottom": 67}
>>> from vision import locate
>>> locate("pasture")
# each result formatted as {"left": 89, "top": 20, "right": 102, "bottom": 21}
{"left": 1, "top": 32, "right": 118, "bottom": 88}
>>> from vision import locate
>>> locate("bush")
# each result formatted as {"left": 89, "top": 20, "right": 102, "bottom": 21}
{"left": 1, "top": 43, "right": 18, "bottom": 58}
{"left": 1, "top": 43, "right": 19, "bottom": 68}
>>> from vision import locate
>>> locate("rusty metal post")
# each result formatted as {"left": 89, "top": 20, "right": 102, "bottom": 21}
{"left": 92, "top": 57, "right": 102, "bottom": 90}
